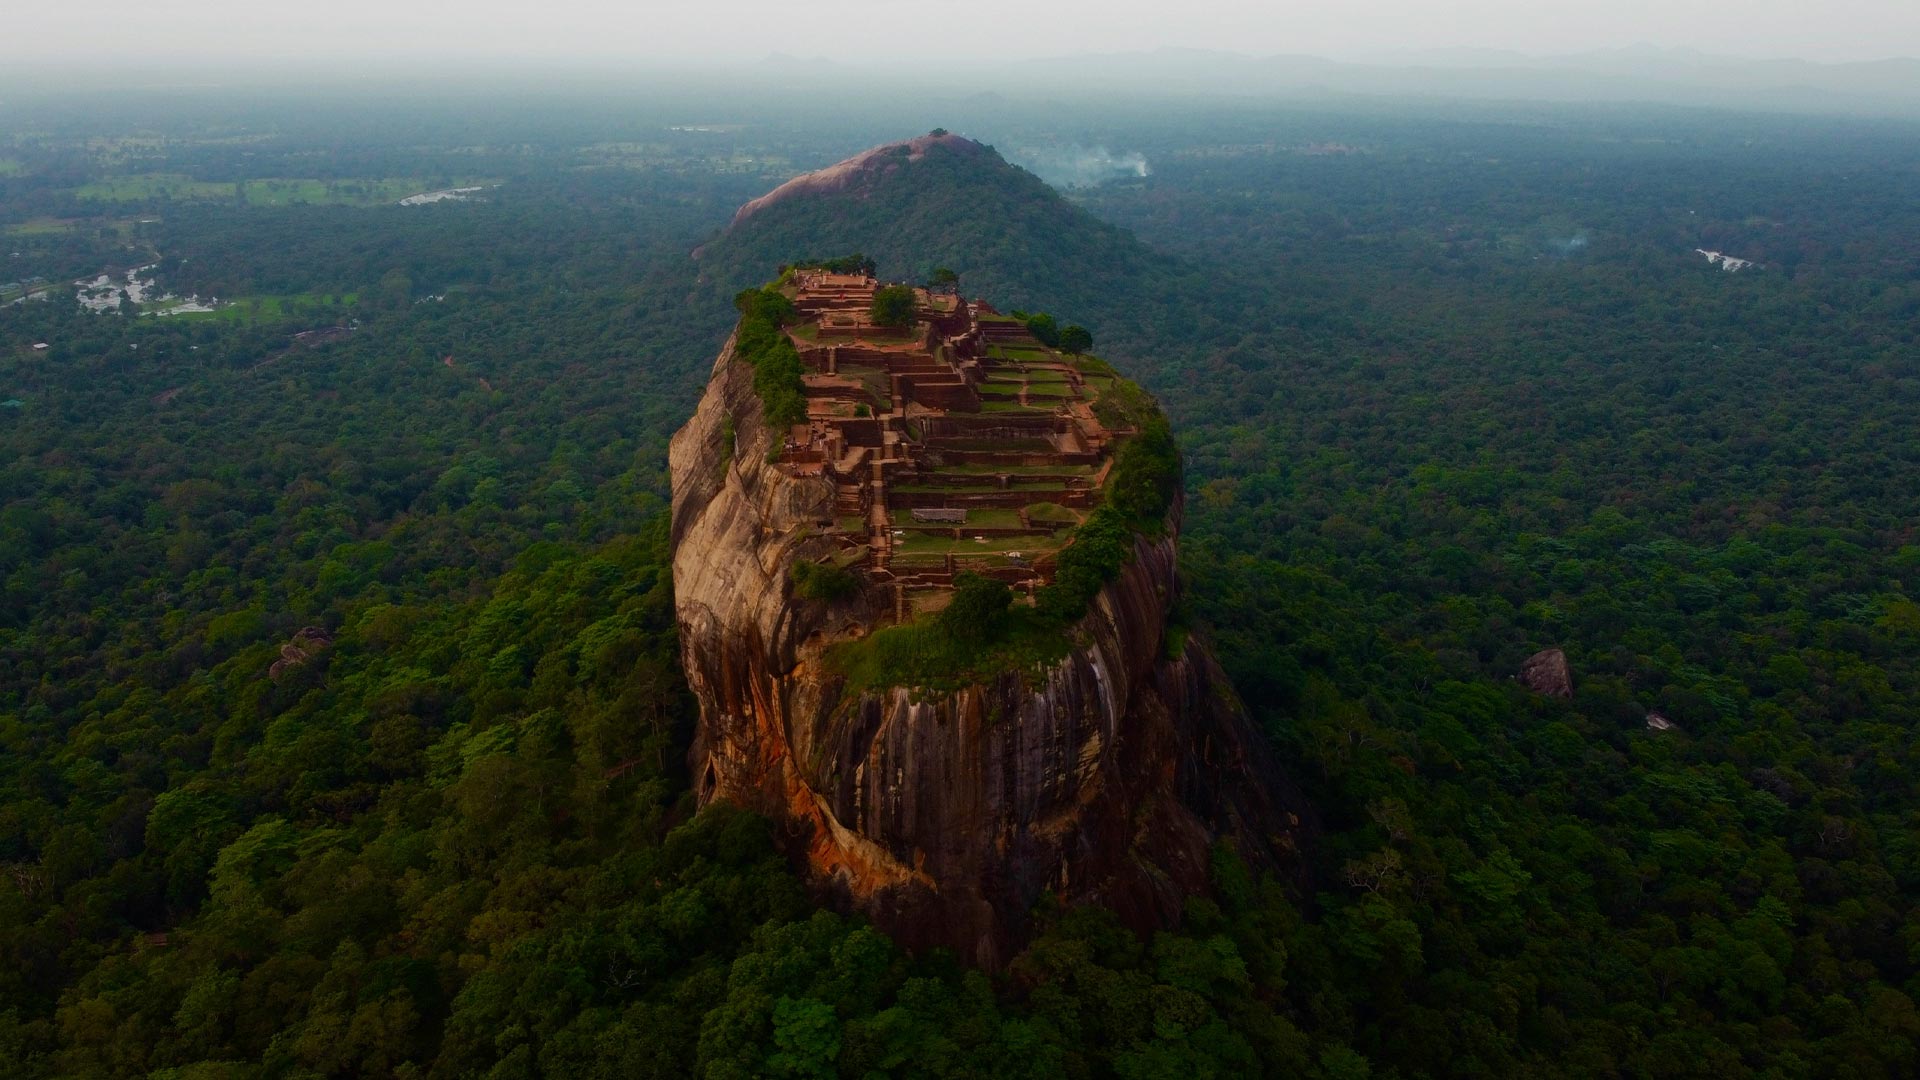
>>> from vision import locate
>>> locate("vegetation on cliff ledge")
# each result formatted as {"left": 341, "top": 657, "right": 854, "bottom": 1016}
{"left": 827, "top": 357, "right": 1182, "bottom": 693}
{"left": 732, "top": 285, "right": 807, "bottom": 430}
{"left": 791, "top": 558, "right": 860, "bottom": 602}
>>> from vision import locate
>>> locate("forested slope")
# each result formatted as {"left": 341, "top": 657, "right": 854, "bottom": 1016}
{"left": 3, "top": 104, "right": 1920, "bottom": 1076}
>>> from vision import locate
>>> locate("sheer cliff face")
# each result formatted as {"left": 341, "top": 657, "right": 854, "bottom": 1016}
{"left": 670, "top": 339, "right": 1311, "bottom": 968}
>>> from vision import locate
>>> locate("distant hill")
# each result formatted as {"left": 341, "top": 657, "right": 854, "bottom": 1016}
{"left": 691, "top": 132, "right": 1189, "bottom": 348}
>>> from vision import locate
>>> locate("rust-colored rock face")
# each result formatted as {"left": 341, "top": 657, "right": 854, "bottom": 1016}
{"left": 670, "top": 336, "right": 1312, "bottom": 968}
{"left": 726, "top": 133, "right": 987, "bottom": 231}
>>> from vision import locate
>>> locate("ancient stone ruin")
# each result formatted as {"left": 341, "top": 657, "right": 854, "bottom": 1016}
{"left": 772, "top": 269, "right": 1121, "bottom": 621}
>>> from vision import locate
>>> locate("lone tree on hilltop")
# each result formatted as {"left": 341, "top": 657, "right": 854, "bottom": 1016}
{"left": 870, "top": 284, "right": 918, "bottom": 328}
{"left": 1059, "top": 324, "right": 1093, "bottom": 355}
{"left": 929, "top": 267, "right": 959, "bottom": 293}
{"left": 1024, "top": 312, "right": 1061, "bottom": 347}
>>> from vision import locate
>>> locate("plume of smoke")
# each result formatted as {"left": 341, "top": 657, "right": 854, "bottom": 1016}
{"left": 1010, "top": 145, "right": 1150, "bottom": 188}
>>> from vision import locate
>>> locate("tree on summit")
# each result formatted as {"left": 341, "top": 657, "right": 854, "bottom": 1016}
{"left": 1024, "top": 312, "right": 1061, "bottom": 347}
{"left": 1058, "top": 324, "right": 1092, "bottom": 355}
{"left": 870, "top": 284, "right": 917, "bottom": 328}
{"left": 930, "top": 267, "right": 960, "bottom": 293}
{"left": 939, "top": 573, "right": 1011, "bottom": 645}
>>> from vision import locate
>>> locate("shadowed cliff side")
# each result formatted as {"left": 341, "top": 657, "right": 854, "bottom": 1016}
{"left": 670, "top": 331, "right": 1314, "bottom": 968}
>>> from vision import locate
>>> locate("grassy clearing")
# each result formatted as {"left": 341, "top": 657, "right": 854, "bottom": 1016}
{"left": 1026, "top": 500, "right": 1084, "bottom": 517}
{"left": 827, "top": 607, "right": 1072, "bottom": 694}
{"left": 4, "top": 217, "right": 85, "bottom": 236}
{"left": 75, "top": 174, "right": 234, "bottom": 200}
{"left": 148, "top": 292, "right": 359, "bottom": 321}
{"left": 988, "top": 344, "right": 1054, "bottom": 361}
{"left": 222, "top": 293, "right": 358, "bottom": 320}
{"left": 241, "top": 178, "right": 429, "bottom": 206}
{"left": 889, "top": 507, "right": 1027, "bottom": 529}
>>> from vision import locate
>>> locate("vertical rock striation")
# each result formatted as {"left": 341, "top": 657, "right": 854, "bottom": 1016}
{"left": 671, "top": 335, "right": 1312, "bottom": 968}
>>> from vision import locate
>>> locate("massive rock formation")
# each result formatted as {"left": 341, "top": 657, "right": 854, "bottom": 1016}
{"left": 670, "top": 328, "right": 1312, "bottom": 968}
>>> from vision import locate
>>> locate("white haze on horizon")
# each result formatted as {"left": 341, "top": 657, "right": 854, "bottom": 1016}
{"left": 1010, "top": 146, "right": 1152, "bottom": 189}
{"left": 9, "top": 0, "right": 1920, "bottom": 68}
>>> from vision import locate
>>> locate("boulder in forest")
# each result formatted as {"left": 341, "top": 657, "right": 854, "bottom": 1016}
{"left": 1519, "top": 647, "right": 1574, "bottom": 698}
{"left": 268, "top": 625, "right": 333, "bottom": 679}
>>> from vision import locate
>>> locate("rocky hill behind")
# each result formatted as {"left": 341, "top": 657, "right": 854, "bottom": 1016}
{"left": 692, "top": 133, "right": 1177, "bottom": 341}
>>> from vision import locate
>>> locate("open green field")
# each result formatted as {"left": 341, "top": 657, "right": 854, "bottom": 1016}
{"left": 145, "top": 292, "right": 359, "bottom": 321}
{"left": 75, "top": 174, "right": 236, "bottom": 200}
{"left": 4, "top": 217, "right": 83, "bottom": 236}
{"left": 72, "top": 175, "right": 470, "bottom": 206}
{"left": 241, "top": 179, "right": 432, "bottom": 206}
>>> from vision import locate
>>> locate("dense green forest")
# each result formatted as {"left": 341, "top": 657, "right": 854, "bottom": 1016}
{"left": 4, "top": 94, "right": 1920, "bottom": 1076}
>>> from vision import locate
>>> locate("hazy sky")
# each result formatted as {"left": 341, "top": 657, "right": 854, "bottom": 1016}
{"left": 13, "top": 0, "right": 1918, "bottom": 65}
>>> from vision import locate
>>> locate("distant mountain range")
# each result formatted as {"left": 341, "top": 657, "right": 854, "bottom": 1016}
{"left": 760, "top": 45, "right": 1920, "bottom": 116}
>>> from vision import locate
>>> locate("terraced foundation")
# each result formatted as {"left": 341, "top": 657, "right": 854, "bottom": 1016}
{"left": 773, "top": 270, "right": 1126, "bottom": 611}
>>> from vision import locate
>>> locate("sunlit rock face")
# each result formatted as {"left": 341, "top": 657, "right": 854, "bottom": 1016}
{"left": 670, "top": 336, "right": 1312, "bottom": 968}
